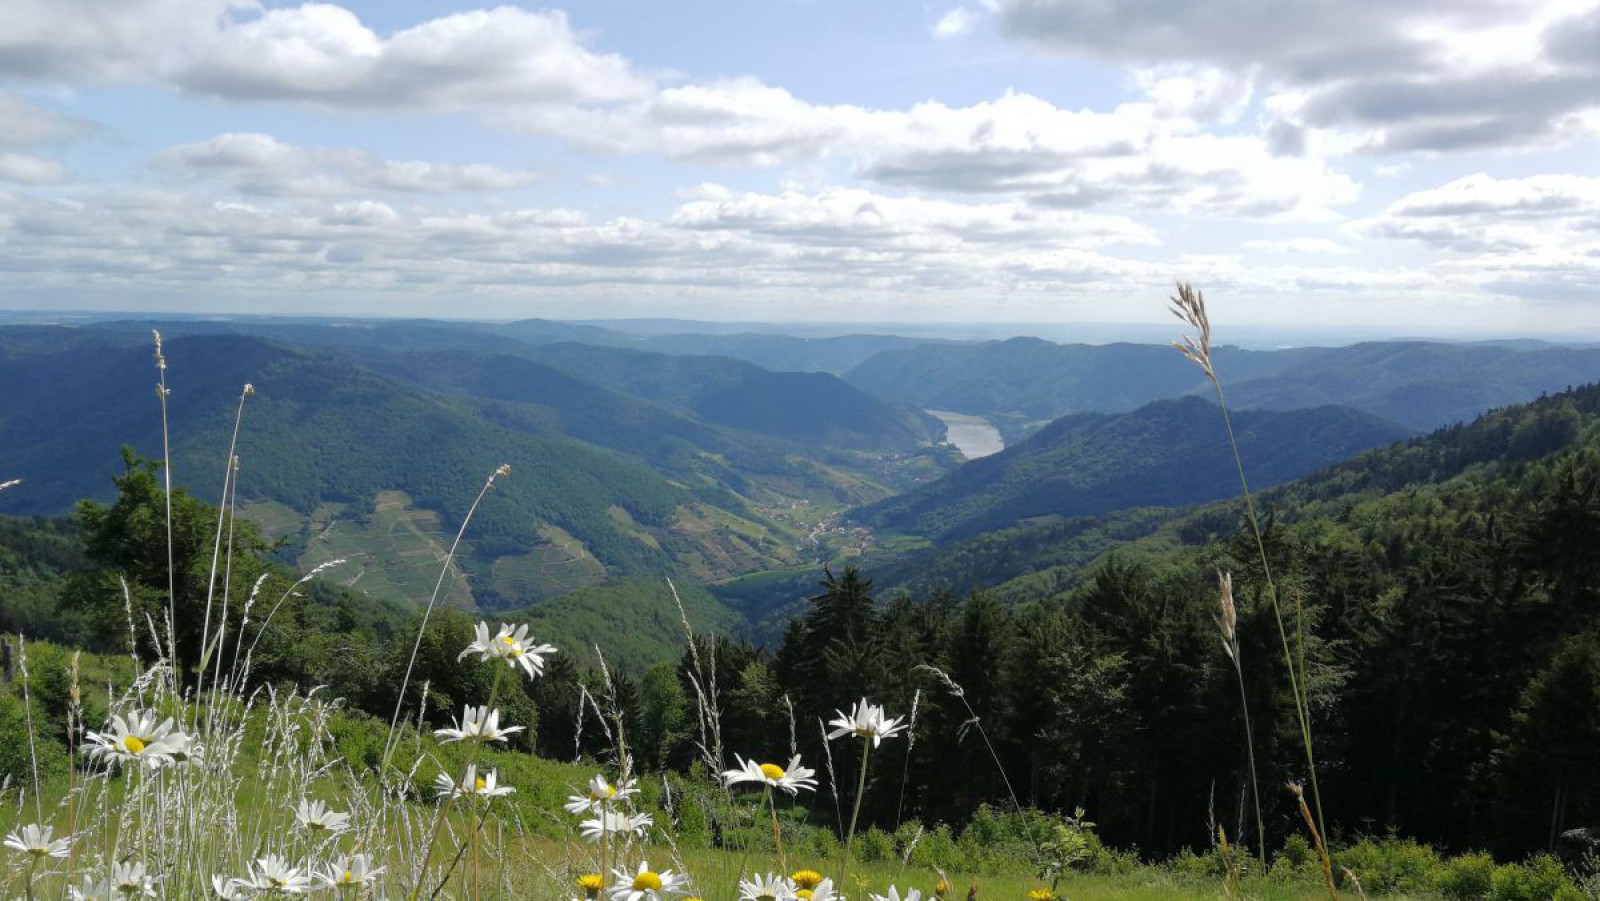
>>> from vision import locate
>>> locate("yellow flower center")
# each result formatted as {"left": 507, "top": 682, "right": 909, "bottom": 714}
{"left": 500, "top": 635, "right": 515, "bottom": 644}
{"left": 604, "top": 784, "right": 617, "bottom": 797}
{"left": 759, "top": 762, "right": 787, "bottom": 781}
{"left": 122, "top": 735, "right": 146, "bottom": 754}
{"left": 797, "top": 892, "right": 813, "bottom": 900}
{"left": 341, "top": 870, "right": 353, "bottom": 884}
{"left": 474, "top": 777, "right": 487, "bottom": 791}
{"left": 632, "top": 871, "right": 663, "bottom": 891}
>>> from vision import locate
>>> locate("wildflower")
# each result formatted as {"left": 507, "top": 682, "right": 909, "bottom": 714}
{"left": 434, "top": 704, "right": 524, "bottom": 744}
{"left": 211, "top": 875, "right": 250, "bottom": 900}
{"left": 1027, "top": 889, "right": 1057, "bottom": 900}
{"left": 791, "top": 870, "right": 824, "bottom": 890}
{"left": 1216, "top": 570, "right": 1239, "bottom": 661}
{"left": 111, "top": 861, "right": 159, "bottom": 897}
{"left": 580, "top": 810, "right": 654, "bottom": 843}
{"left": 318, "top": 854, "right": 383, "bottom": 889}
{"left": 4, "top": 823, "right": 71, "bottom": 859}
{"left": 799, "top": 880, "right": 837, "bottom": 901}
{"left": 564, "top": 774, "right": 639, "bottom": 814}
{"left": 869, "top": 889, "right": 922, "bottom": 901}
{"left": 577, "top": 872, "right": 606, "bottom": 898}
{"left": 607, "top": 860, "right": 687, "bottom": 900}
{"left": 723, "top": 754, "right": 818, "bottom": 795}
{"left": 459, "top": 621, "right": 557, "bottom": 679}
{"left": 294, "top": 799, "right": 351, "bottom": 835}
{"left": 435, "top": 763, "right": 515, "bottom": 800}
{"left": 827, "top": 698, "right": 907, "bottom": 747}
{"left": 933, "top": 878, "right": 952, "bottom": 898}
{"left": 233, "top": 854, "right": 312, "bottom": 894}
{"left": 739, "top": 872, "right": 799, "bottom": 900}
{"left": 84, "top": 710, "right": 188, "bottom": 768}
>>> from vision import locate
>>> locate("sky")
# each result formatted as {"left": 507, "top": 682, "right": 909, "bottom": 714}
{"left": 1, "top": 0, "right": 1599, "bottom": 336}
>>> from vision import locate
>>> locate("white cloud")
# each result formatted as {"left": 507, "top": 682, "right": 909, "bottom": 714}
{"left": 1242, "top": 238, "right": 1353, "bottom": 255}
{"left": 994, "top": 0, "right": 1600, "bottom": 153}
{"left": 0, "top": 152, "right": 67, "bottom": 184}
{"left": 156, "top": 132, "right": 541, "bottom": 196}
{"left": 933, "top": 8, "right": 978, "bottom": 38}
{"left": 0, "top": 92, "right": 95, "bottom": 147}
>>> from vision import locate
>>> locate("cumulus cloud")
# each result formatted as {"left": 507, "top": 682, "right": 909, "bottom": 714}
{"left": 156, "top": 132, "right": 541, "bottom": 196}
{"left": 0, "top": 152, "right": 67, "bottom": 184}
{"left": 932, "top": 8, "right": 978, "bottom": 38}
{"left": 1358, "top": 173, "right": 1600, "bottom": 300}
{"left": 1, "top": 2, "right": 651, "bottom": 109}
{"left": 0, "top": 92, "right": 96, "bottom": 147}
{"left": 994, "top": 0, "right": 1600, "bottom": 153}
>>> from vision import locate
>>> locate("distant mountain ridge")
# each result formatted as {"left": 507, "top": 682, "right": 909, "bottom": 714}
{"left": 843, "top": 337, "right": 1600, "bottom": 432}
{"left": 854, "top": 396, "right": 1411, "bottom": 541}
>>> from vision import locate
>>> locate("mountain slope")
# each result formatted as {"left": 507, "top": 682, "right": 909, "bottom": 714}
{"left": 523, "top": 342, "right": 944, "bottom": 451}
{"left": 855, "top": 397, "right": 1412, "bottom": 542}
{"left": 0, "top": 331, "right": 797, "bottom": 609}
{"left": 844, "top": 337, "right": 1600, "bottom": 433}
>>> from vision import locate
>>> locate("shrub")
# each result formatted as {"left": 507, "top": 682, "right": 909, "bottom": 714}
{"left": 1337, "top": 836, "right": 1442, "bottom": 894}
{"left": 856, "top": 826, "right": 894, "bottom": 862}
{"left": 1434, "top": 851, "right": 1495, "bottom": 900}
{"left": 1489, "top": 853, "right": 1583, "bottom": 901}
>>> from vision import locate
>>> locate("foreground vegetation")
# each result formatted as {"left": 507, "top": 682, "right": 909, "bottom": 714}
{"left": 7, "top": 295, "right": 1600, "bottom": 897}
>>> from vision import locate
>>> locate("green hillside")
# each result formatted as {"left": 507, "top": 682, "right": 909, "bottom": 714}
{"left": 844, "top": 336, "right": 1600, "bottom": 433}
{"left": 856, "top": 397, "right": 1411, "bottom": 542}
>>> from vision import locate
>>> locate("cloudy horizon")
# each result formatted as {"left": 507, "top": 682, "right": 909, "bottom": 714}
{"left": 2, "top": 0, "right": 1598, "bottom": 336}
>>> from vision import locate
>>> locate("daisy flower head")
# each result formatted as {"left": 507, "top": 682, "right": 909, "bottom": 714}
{"left": 319, "top": 854, "right": 383, "bottom": 890}
{"left": 435, "top": 764, "right": 515, "bottom": 800}
{"left": 870, "top": 889, "right": 922, "bottom": 901}
{"left": 235, "top": 854, "right": 312, "bottom": 895}
{"left": 111, "top": 861, "right": 158, "bottom": 897}
{"left": 739, "top": 872, "right": 798, "bottom": 900}
{"left": 608, "top": 860, "right": 687, "bottom": 900}
{"left": 4, "top": 823, "right": 71, "bottom": 859}
{"left": 580, "top": 810, "right": 653, "bottom": 843}
{"left": 722, "top": 754, "right": 818, "bottom": 795}
{"left": 434, "top": 704, "right": 524, "bottom": 744}
{"left": 459, "top": 622, "right": 556, "bottom": 679}
{"left": 800, "top": 879, "right": 837, "bottom": 901}
{"left": 85, "top": 710, "right": 187, "bottom": 768}
{"left": 294, "top": 798, "right": 351, "bottom": 836}
{"left": 564, "top": 773, "right": 638, "bottom": 814}
{"left": 827, "top": 698, "right": 907, "bottom": 747}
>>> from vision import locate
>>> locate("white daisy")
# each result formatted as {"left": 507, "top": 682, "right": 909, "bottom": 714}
{"left": 827, "top": 698, "right": 907, "bottom": 747}
{"left": 211, "top": 875, "right": 250, "bottom": 900}
{"left": 434, "top": 705, "right": 524, "bottom": 744}
{"left": 807, "top": 878, "right": 839, "bottom": 901}
{"left": 739, "top": 872, "right": 799, "bottom": 900}
{"left": 722, "top": 754, "right": 818, "bottom": 795}
{"left": 234, "top": 854, "right": 312, "bottom": 894}
{"left": 84, "top": 710, "right": 188, "bottom": 768}
{"left": 111, "top": 860, "right": 158, "bottom": 897}
{"left": 579, "top": 810, "right": 653, "bottom": 843}
{"left": 607, "top": 860, "right": 687, "bottom": 901}
{"left": 870, "top": 889, "right": 923, "bottom": 901}
{"left": 564, "top": 774, "right": 639, "bottom": 814}
{"left": 294, "top": 799, "right": 351, "bottom": 836}
{"left": 3, "top": 823, "right": 71, "bottom": 859}
{"left": 434, "top": 764, "right": 515, "bottom": 800}
{"left": 318, "top": 853, "right": 384, "bottom": 889}
{"left": 458, "top": 621, "right": 557, "bottom": 679}
{"left": 68, "top": 876, "right": 112, "bottom": 901}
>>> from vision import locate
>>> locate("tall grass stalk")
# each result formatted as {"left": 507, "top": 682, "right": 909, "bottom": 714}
{"left": 151, "top": 330, "right": 180, "bottom": 683}
{"left": 1170, "top": 283, "right": 1329, "bottom": 858}
{"left": 380, "top": 462, "right": 510, "bottom": 774}
{"left": 1217, "top": 571, "right": 1266, "bottom": 868}
{"left": 196, "top": 383, "right": 252, "bottom": 703}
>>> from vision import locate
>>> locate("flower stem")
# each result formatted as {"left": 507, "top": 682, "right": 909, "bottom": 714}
{"left": 766, "top": 785, "right": 787, "bottom": 872}
{"left": 840, "top": 740, "right": 872, "bottom": 889}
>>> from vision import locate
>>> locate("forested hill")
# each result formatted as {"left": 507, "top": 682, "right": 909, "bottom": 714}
{"left": 855, "top": 397, "right": 1411, "bottom": 542}
{"left": 519, "top": 341, "right": 943, "bottom": 450}
{"left": 843, "top": 336, "right": 1600, "bottom": 432}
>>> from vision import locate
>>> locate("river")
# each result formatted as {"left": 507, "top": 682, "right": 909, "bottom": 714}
{"left": 927, "top": 409, "right": 1004, "bottom": 460}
